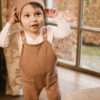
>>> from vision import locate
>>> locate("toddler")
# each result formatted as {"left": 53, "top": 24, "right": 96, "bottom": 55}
{"left": 0, "top": 0, "right": 72, "bottom": 100}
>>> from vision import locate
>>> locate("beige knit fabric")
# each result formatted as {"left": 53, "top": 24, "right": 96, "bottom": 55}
{"left": 15, "top": 0, "right": 45, "bottom": 20}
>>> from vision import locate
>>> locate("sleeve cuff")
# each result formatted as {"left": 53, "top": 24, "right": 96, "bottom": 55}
{"left": 6, "top": 22, "right": 13, "bottom": 26}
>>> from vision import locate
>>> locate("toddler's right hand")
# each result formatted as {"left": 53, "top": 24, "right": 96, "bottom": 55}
{"left": 8, "top": 6, "right": 19, "bottom": 24}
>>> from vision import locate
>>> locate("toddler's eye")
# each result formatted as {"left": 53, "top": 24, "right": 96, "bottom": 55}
{"left": 25, "top": 14, "right": 30, "bottom": 17}
{"left": 36, "top": 12, "right": 41, "bottom": 16}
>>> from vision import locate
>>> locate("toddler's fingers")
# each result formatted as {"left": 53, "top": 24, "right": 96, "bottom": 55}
{"left": 12, "top": 10, "right": 16, "bottom": 16}
{"left": 49, "top": 9, "right": 55, "bottom": 15}
{"left": 45, "top": 8, "right": 51, "bottom": 16}
{"left": 45, "top": 8, "right": 53, "bottom": 12}
{"left": 53, "top": 10, "right": 56, "bottom": 14}
{"left": 45, "top": 8, "right": 49, "bottom": 11}
{"left": 14, "top": 7, "right": 17, "bottom": 11}
{"left": 45, "top": 8, "right": 49, "bottom": 12}
{"left": 12, "top": 5, "right": 17, "bottom": 12}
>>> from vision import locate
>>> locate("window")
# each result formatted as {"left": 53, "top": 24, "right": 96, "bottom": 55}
{"left": 45, "top": 0, "right": 100, "bottom": 76}
{"left": 81, "top": 31, "right": 100, "bottom": 72}
{"left": 83, "top": 0, "right": 100, "bottom": 28}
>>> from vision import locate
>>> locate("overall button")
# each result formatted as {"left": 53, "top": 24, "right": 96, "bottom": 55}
{"left": 24, "top": 44, "right": 27, "bottom": 47}
{"left": 44, "top": 42, "right": 47, "bottom": 45}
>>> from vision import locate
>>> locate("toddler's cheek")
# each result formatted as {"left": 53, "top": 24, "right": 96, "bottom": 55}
{"left": 39, "top": 19, "right": 45, "bottom": 26}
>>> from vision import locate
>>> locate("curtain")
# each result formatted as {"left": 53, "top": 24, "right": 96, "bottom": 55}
{"left": 1, "top": 0, "right": 23, "bottom": 95}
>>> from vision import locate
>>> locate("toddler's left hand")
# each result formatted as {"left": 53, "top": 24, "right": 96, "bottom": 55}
{"left": 45, "top": 8, "right": 58, "bottom": 18}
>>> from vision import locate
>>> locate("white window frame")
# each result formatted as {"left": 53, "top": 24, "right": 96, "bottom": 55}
{"left": 45, "top": 0, "right": 100, "bottom": 77}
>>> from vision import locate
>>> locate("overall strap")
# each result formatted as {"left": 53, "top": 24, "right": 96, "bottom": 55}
{"left": 20, "top": 27, "right": 47, "bottom": 44}
{"left": 43, "top": 26, "right": 47, "bottom": 41}
{"left": 20, "top": 30, "right": 27, "bottom": 44}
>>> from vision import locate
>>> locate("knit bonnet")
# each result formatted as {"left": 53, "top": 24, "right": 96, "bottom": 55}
{"left": 15, "top": 0, "right": 45, "bottom": 21}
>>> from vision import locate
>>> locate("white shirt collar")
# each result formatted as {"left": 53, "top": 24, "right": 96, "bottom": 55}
{"left": 24, "top": 28, "right": 43, "bottom": 43}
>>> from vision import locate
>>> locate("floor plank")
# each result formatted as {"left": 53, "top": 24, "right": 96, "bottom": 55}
{"left": 0, "top": 66, "right": 100, "bottom": 100}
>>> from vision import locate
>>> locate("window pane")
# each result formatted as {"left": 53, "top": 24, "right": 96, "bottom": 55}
{"left": 81, "top": 31, "right": 100, "bottom": 72}
{"left": 48, "top": 0, "right": 79, "bottom": 24}
{"left": 53, "top": 29, "right": 77, "bottom": 64}
{"left": 83, "top": 0, "right": 100, "bottom": 28}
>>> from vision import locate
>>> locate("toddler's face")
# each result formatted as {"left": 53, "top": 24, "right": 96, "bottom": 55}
{"left": 20, "top": 4, "right": 44, "bottom": 33}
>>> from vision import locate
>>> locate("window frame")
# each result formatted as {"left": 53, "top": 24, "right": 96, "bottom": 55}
{"left": 45, "top": 0, "right": 100, "bottom": 77}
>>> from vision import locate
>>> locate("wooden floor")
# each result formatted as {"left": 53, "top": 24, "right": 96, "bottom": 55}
{"left": 0, "top": 66, "right": 100, "bottom": 100}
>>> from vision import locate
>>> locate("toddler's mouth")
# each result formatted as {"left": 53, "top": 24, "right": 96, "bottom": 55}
{"left": 31, "top": 24, "right": 39, "bottom": 28}
{"left": 31, "top": 24, "right": 39, "bottom": 26}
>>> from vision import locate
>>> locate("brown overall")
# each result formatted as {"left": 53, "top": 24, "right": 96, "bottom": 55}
{"left": 19, "top": 27, "right": 61, "bottom": 100}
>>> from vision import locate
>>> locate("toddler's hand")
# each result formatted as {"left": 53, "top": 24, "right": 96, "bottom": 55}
{"left": 8, "top": 6, "right": 19, "bottom": 24}
{"left": 45, "top": 8, "right": 58, "bottom": 18}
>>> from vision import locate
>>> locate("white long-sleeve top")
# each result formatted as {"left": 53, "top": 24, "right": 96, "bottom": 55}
{"left": 0, "top": 14, "right": 72, "bottom": 56}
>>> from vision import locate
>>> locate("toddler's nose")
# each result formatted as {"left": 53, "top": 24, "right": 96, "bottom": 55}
{"left": 31, "top": 15, "right": 37, "bottom": 22}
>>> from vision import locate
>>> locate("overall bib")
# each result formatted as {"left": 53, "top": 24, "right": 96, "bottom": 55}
{"left": 19, "top": 27, "right": 61, "bottom": 100}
